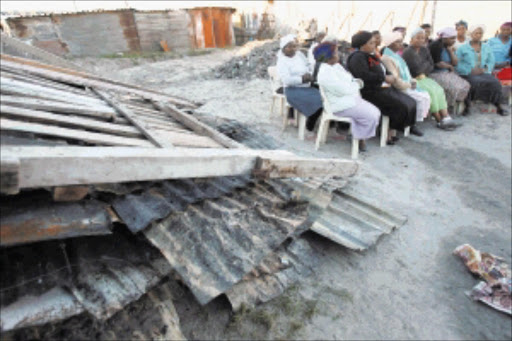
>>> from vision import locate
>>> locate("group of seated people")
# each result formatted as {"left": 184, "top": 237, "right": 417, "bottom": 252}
{"left": 276, "top": 20, "right": 512, "bottom": 151}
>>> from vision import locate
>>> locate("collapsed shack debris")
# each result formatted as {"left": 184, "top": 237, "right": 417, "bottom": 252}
{"left": 1, "top": 50, "right": 407, "bottom": 337}
{"left": 213, "top": 40, "right": 280, "bottom": 80}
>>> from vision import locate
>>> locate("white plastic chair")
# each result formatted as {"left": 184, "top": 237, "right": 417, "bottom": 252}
{"left": 316, "top": 86, "right": 359, "bottom": 159}
{"left": 267, "top": 66, "right": 310, "bottom": 137}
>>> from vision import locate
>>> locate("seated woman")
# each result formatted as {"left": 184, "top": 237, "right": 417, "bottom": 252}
{"left": 314, "top": 42, "right": 381, "bottom": 151}
{"left": 487, "top": 22, "right": 511, "bottom": 70}
{"left": 380, "top": 32, "right": 430, "bottom": 134}
{"left": 276, "top": 34, "right": 323, "bottom": 131}
{"left": 402, "top": 28, "right": 458, "bottom": 130}
{"left": 429, "top": 27, "right": 472, "bottom": 115}
{"left": 456, "top": 25, "right": 508, "bottom": 116}
{"left": 347, "top": 31, "right": 417, "bottom": 144}
{"left": 454, "top": 20, "right": 469, "bottom": 50}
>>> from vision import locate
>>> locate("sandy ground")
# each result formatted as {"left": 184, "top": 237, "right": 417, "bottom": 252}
{"left": 73, "top": 49, "right": 512, "bottom": 340}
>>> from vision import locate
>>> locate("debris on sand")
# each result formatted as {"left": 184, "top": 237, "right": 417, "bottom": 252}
{"left": 454, "top": 244, "right": 512, "bottom": 315}
{"left": 213, "top": 40, "right": 280, "bottom": 80}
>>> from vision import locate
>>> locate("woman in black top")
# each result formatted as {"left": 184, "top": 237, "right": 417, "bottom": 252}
{"left": 347, "top": 31, "right": 419, "bottom": 142}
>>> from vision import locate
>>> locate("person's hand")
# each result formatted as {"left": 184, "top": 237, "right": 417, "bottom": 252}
{"left": 448, "top": 45, "right": 456, "bottom": 53}
{"left": 411, "top": 81, "right": 417, "bottom": 90}
{"left": 302, "top": 73, "right": 312, "bottom": 83}
{"left": 448, "top": 65, "right": 455, "bottom": 72}
{"left": 385, "top": 75, "right": 395, "bottom": 84}
{"left": 471, "top": 67, "right": 484, "bottom": 75}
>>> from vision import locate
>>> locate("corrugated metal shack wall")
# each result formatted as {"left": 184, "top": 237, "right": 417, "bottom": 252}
{"left": 187, "top": 8, "right": 235, "bottom": 49}
{"left": 5, "top": 7, "right": 235, "bottom": 56}
{"left": 6, "top": 10, "right": 141, "bottom": 57}
{"left": 134, "top": 10, "right": 194, "bottom": 52}
{"left": 51, "top": 11, "right": 141, "bottom": 56}
{"left": 5, "top": 16, "right": 69, "bottom": 56}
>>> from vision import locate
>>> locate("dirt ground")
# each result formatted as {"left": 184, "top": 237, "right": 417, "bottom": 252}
{"left": 71, "top": 48, "right": 512, "bottom": 340}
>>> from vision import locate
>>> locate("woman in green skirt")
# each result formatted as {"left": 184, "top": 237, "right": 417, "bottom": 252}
{"left": 402, "top": 28, "right": 459, "bottom": 130}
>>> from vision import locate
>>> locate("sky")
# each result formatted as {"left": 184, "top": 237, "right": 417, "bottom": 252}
{"left": 1, "top": 1, "right": 511, "bottom": 39}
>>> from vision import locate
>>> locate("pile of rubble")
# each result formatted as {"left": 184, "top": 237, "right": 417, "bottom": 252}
{"left": 213, "top": 40, "right": 280, "bottom": 80}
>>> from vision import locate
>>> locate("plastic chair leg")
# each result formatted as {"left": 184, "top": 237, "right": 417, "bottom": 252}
{"left": 315, "top": 118, "right": 327, "bottom": 150}
{"left": 351, "top": 138, "right": 359, "bottom": 159}
{"left": 380, "top": 116, "right": 389, "bottom": 147}
{"left": 298, "top": 113, "right": 306, "bottom": 140}
{"left": 404, "top": 126, "right": 410, "bottom": 137}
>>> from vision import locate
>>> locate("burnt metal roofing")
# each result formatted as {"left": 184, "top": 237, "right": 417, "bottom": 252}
{"left": 225, "top": 236, "right": 320, "bottom": 311}
{"left": 142, "top": 179, "right": 310, "bottom": 305}
{"left": 0, "top": 230, "right": 172, "bottom": 332}
{"left": 0, "top": 190, "right": 112, "bottom": 247}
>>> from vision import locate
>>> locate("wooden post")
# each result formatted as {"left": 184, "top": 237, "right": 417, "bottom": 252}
{"left": 430, "top": 0, "right": 437, "bottom": 33}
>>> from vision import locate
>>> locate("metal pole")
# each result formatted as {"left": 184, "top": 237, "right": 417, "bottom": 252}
{"left": 431, "top": 0, "right": 438, "bottom": 33}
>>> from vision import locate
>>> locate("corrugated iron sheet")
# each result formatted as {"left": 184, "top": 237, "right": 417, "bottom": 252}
{"left": 142, "top": 179, "right": 310, "bottom": 305}
{"left": 0, "top": 193, "right": 112, "bottom": 247}
{"left": 0, "top": 230, "right": 172, "bottom": 332}
{"left": 310, "top": 190, "right": 407, "bottom": 250}
{"left": 112, "top": 176, "right": 252, "bottom": 233}
{"left": 225, "top": 237, "right": 320, "bottom": 311}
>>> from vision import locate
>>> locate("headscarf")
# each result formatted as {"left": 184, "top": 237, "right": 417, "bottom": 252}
{"left": 313, "top": 42, "right": 337, "bottom": 62}
{"left": 501, "top": 22, "right": 512, "bottom": 28}
{"left": 280, "top": 34, "right": 296, "bottom": 49}
{"left": 410, "top": 27, "right": 425, "bottom": 39}
{"left": 455, "top": 20, "right": 468, "bottom": 29}
{"left": 321, "top": 34, "right": 339, "bottom": 43}
{"left": 351, "top": 31, "right": 373, "bottom": 49}
{"left": 437, "top": 27, "right": 457, "bottom": 38}
{"left": 382, "top": 32, "right": 403, "bottom": 47}
{"left": 469, "top": 24, "right": 486, "bottom": 34}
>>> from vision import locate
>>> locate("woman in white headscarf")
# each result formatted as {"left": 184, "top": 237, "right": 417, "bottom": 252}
{"left": 276, "top": 34, "right": 323, "bottom": 131}
{"left": 428, "top": 27, "right": 472, "bottom": 115}
{"left": 455, "top": 25, "right": 507, "bottom": 115}
{"left": 402, "top": 28, "right": 458, "bottom": 130}
{"left": 380, "top": 31, "right": 430, "bottom": 130}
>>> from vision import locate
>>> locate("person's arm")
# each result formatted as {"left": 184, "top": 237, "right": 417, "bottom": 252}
{"left": 447, "top": 45, "right": 458, "bottom": 67}
{"left": 381, "top": 57, "right": 410, "bottom": 90}
{"left": 424, "top": 48, "right": 435, "bottom": 75}
{"left": 347, "top": 53, "right": 385, "bottom": 85}
{"left": 277, "top": 57, "right": 305, "bottom": 87}
{"left": 455, "top": 46, "right": 472, "bottom": 75}
{"left": 318, "top": 65, "right": 359, "bottom": 97}
{"left": 483, "top": 43, "right": 495, "bottom": 73}
{"left": 402, "top": 49, "right": 420, "bottom": 78}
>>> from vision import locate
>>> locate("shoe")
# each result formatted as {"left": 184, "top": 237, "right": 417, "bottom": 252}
{"left": 437, "top": 122, "right": 456, "bottom": 131}
{"left": 410, "top": 126, "right": 423, "bottom": 137}
{"left": 386, "top": 140, "right": 395, "bottom": 145}
{"left": 391, "top": 136, "right": 400, "bottom": 142}
{"left": 497, "top": 106, "right": 510, "bottom": 116}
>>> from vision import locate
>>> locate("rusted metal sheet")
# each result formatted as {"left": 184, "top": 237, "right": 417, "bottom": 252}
{"left": 187, "top": 7, "right": 235, "bottom": 49}
{"left": 225, "top": 237, "right": 320, "bottom": 311}
{"left": 143, "top": 179, "right": 309, "bottom": 305}
{"left": 134, "top": 10, "right": 193, "bottom": 51}
{"left": 0, "top": 231, "right": 172, "bottom": 331}
{"left": 112, "top": 176, "right": 252, "bottom": 233}
{"left": 0, "top": 198, "right": 112, "bottom": 247}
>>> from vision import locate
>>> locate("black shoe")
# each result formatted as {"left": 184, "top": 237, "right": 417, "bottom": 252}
{"left": 410, "top": 126, "right": 423, "bottom": 137}
{"left": 391, "top": 136, "right": 400, "bottom": 142}
{"left": 497, "top": 106, "right": 510, "bottom": 116}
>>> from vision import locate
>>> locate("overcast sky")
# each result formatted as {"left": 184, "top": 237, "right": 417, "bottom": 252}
{"left": 2, "top": 1, "right": 510, "bottom": 39}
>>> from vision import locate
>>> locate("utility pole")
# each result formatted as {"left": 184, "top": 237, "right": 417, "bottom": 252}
{"left": 431, "top": 0, "right": 438, "bottom": 33}
{"left": 418, "top": 0, "right": 428, "bottom": 26}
